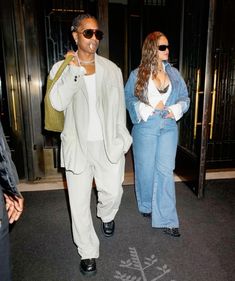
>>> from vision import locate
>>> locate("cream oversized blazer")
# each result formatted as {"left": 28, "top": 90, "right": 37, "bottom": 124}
{"left": 49, "top": 54, "right": 132, "bottom": 174}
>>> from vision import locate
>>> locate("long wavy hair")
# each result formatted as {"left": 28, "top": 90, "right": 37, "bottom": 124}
{"left": 135, "top": 31, "right": 166, "bottom": 103}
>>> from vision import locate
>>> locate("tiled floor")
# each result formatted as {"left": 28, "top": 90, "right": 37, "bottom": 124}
{"left": 18, "top": 169, "right": 235, "bottom": 192}
{"left": 18, "top": 149, "right": 235, "bottom": 192}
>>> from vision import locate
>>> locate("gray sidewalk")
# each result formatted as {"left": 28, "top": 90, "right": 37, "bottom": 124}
{"left": 10, "top": 179, "right": 235, "bottom": 281}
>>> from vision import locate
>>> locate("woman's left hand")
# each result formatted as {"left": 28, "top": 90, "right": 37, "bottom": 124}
{"left": 165, "top": 109, "right": 175, "bottom": 119}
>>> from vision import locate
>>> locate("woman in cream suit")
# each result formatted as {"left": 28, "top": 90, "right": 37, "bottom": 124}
{"left": 49, "top": 14, "right": 132, "bottom": 276}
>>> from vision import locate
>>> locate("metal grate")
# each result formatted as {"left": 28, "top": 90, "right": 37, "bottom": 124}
{"left": 44, "top": 0, "right": 89, "bottom": 72}
{"left": 144, "top": 0, "right": 166, "bottom": 6}
{"left": 51, "top": 0, "right": 85, "bottom": 12}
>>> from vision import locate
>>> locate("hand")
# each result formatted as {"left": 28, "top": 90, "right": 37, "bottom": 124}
{"left": 155, "top": 100, "right": 165, "bottom": 110}
{"left": 165, "top": 109, "right": 175, "bottom": 119}
{"left": 4, "top": 194, "right": 24, "bottom": 224}
{"left": 65, "top": 51, "right": 78, "bottom": 66}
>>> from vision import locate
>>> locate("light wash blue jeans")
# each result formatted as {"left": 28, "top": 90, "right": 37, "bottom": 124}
{"left": 132, "top": 111, "right": 179, "bottom": 228}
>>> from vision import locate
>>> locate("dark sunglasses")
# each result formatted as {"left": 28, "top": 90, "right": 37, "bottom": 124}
{"left": 80, "top": 29, "right": 104, "bottom": 40}
{"left": 158, "top": 45, "right": 169, "bottom": 51}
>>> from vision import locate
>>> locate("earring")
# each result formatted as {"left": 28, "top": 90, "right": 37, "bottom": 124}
{"left": 75, "top": 39, "right": 78, "bottom": 44}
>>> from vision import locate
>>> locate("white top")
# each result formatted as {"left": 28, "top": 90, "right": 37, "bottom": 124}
{"left": 138, "top": 74, "right": 182, "bottom": 122}
{"left": 84, "top": 74, "right": 103, "bottom": 141}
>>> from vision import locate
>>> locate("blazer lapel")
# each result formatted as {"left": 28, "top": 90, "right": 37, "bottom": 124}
{"left": 95, "top": 54, "right": 104, "bottom": 100}
{"left": 95, "top": 54, "right": 105, "bottom": 123}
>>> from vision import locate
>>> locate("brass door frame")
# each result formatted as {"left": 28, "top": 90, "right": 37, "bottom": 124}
{"left": 176, "top": 0, "right": 216, "bottom": 198}
{"left": 197, "top": 0, "right": 216, "bottom": 198}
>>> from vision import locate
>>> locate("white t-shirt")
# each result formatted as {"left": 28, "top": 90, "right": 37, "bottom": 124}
{"left": 84, "top": 74, "right": 103, "bottom": 141}
{"left": 139, "top": 75, "right": 182, "bottom": 122}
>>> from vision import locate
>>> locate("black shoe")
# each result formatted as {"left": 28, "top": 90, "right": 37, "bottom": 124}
{"left": 163, "top": 227, "right": 181, "bottom": 237}
{"left": 102, "top": 220, "right": 115, "bottom": 237}
{"left": 141, "top": 212, "right": 151, "bottom": 218}
{"left": 80, "top": 258, "right": 97, "bottom": 276}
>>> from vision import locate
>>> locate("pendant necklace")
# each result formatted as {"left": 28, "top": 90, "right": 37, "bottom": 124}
{"left": 80, "top": 59, "right": 95, "bottom": 65}
{"left": 74, "top": 52, "right": 87, "bottom": 76}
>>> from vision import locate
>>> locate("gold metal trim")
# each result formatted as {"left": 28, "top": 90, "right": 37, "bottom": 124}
{"left": 194, "top": 69, "right": 200, "bottom": 139}
{"left": 209, "top": 69, "right": 217, "bottom": 139}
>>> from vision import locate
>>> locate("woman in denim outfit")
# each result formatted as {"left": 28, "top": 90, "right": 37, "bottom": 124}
{"left": 125, "top": 31, "right": 190, "bottom": 237}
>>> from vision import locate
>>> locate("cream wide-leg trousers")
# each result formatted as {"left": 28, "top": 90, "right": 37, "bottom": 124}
{"left": 65, "top": 141, "right": 125, "bottom": 259}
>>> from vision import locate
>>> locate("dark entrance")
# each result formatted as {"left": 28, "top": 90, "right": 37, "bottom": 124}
{"left": 0, "top": 0, "right": 234, "bottom": 193}
{"left": 176, "top": 0, "right": 235, "bottom": 198}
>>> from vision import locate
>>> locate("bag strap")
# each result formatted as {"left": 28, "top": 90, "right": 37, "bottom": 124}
{"left": 48, "top": 54, "right": 74, "bottom": 93}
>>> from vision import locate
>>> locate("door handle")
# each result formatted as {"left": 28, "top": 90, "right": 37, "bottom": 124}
{"left": 209, "top": 69, "right": 217, "bottom": 139}
{"left": 193, "top": 69, "right": 203, "bottom": 139}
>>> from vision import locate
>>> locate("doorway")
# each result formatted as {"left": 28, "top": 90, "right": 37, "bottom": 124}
{"left": 175, "top": 0, "right": 235, "bottom": 198}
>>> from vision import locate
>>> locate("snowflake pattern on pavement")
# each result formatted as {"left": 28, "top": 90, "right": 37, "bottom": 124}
{"left": 114, "top": 247, "right": 176, "bottom": 281}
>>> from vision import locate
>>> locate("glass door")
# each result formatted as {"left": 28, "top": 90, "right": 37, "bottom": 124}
{"left": 176, "top": 0, "right": 235, "bottom": 198}
{"left": 175, "top": 0, "right": 210, "bottom": 198}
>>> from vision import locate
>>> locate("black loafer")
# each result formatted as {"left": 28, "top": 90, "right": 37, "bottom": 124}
{"left": 163, "top": 227, "right": 181, "bottom": 237}
{"left": 80, "top": 258, "right": 97, "bottom": 276}
{"left": 141, "top": 212, "right": 151, "bottom": 218}
{"left": 102, "top": 220, "right": 115, "bottom": 237}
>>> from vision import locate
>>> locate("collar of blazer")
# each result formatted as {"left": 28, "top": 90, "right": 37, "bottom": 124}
{"left": 94, "top": 54, "right": 104, "bottom": 99}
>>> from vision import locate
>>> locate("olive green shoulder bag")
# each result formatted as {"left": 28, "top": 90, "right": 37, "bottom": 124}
{"left": 44, "top": 55, "right": 73, "bottom": 132}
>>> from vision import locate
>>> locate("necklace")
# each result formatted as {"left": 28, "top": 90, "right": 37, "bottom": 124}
{"left": 74, "top": 51, "right": 95, "bottom": 65}
{"left": 157, "top": 63, "right": 164, "bottom": 72}
{"left": 157, "top": 72, "right": 166, "bottom": 90}
{"left": 79, "top": 59, "right": 95, "bottom": 65}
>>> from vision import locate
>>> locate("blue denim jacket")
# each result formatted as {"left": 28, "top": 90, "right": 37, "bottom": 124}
{"left": 124, "top": 62, "right": 190, "bottom": 124}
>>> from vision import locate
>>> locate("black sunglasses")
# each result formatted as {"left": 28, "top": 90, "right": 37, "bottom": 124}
{"left": 158, "top": 45, "right": 169, "bottom": 51}
{"left": 80, "top": 29, "right": 104, "bottom": 40}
